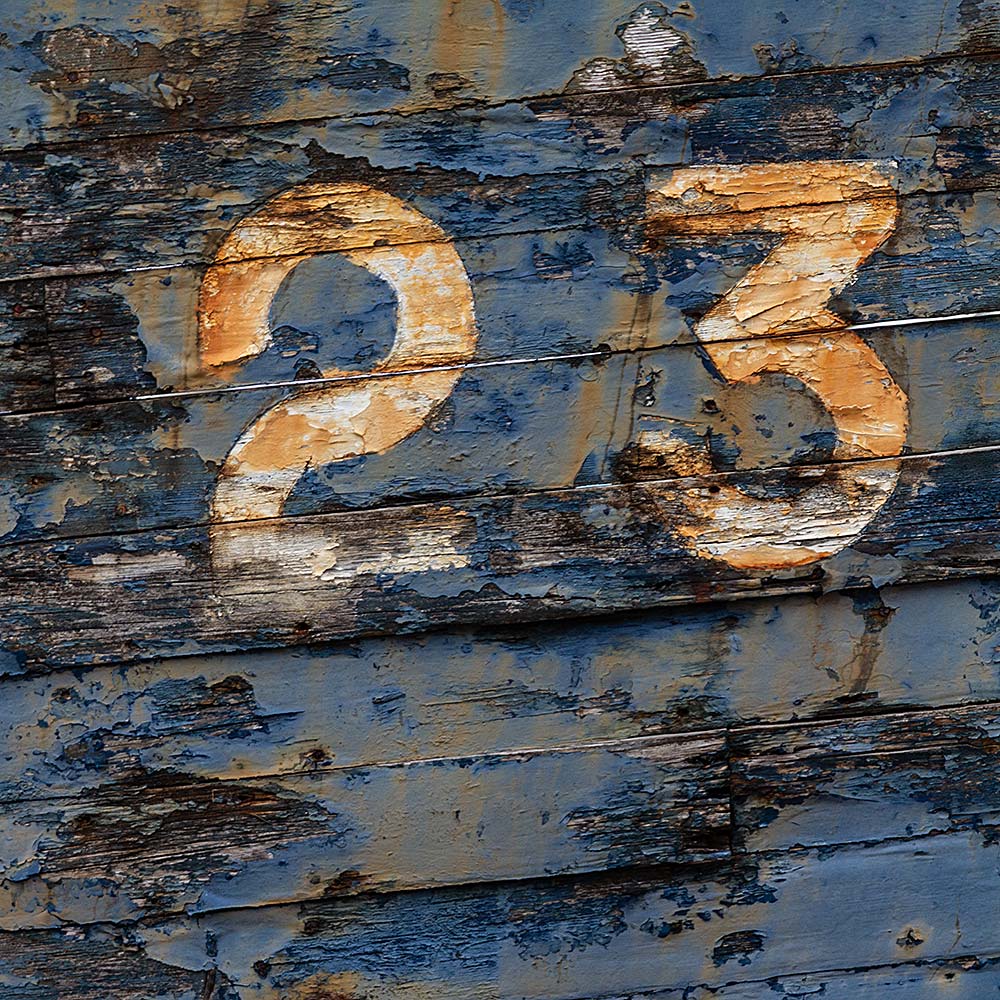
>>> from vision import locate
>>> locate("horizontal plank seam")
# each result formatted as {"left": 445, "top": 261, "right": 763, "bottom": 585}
{"left": 546, "top": 953, "right": 1000, "bottom": 1000}
{"left": 0, "top": 730, "right": 724, "bottom": 809}
{"left": 0, "top": 164, "right": 991, "bottom": 287}
{"left": 731, "top": 699, "right": 1000, "bottom": 735}
{"left": 6, "top": 692, "right": 996, "bottom": 809}
{"left": 1, "top": 825, "right": 986, "bottom": 933}
{"left": 129, "top": 308, "right": 1000, "bottom": 405}
{"left": 0, "top": 187, "right": 909, "bottom": 287}
{"left": 184, "top": 826, "right": 1000, "bottom": 921}
{"left": 0, "top": 304, "right": 997, "bottom": 421}
{"left": 3, "top": 437, "right": 998, "bottom": 557}
{"left": 7, "top": 42, "right": 1000, "bottom": 157}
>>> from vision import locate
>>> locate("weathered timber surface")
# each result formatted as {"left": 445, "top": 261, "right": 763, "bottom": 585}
{"left": 1, "top": 1, "right": 993, "bottom": 149}
{"left": 0, "top": 188, "right": 996, "bottom": 409}
{"left": 4, "top": 1, "right": 1000, "bottom": 989}
{"left": 732, "top": 702, "right": 1000, "bottom": 852}
{"left": 4, "top": 447, "right": 1000, "bottom": 668}
{"left": 5, "top": 55, "right": 1000, "bottom": 281}
{"left": 8, "top": 578, "right": 1000, "bottom": 801}
{"left": 0, "top": 830, "right": 994, "bottom": 999}
{"left": 1, "top": 316, "right": 999, "bottom": 545}
{"left": 671, "top": 959, "right": 1000, "bottom": 999}
{"left": 0, "top": 733, "right": 728, "bottom": 930}
{"left": 3, "top": 611, "right": 1000, "bottom": 929}
{"left": 2, "top": 944, "right": 997, "bottom": 1000}
{"left": 0, "top": 929, "right": 230, "bottom": 1000}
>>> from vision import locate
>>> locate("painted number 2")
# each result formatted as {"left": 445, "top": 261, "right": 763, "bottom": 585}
{"left": 200, "top": 162, "right": 907, "bottom": 570}
{"left": 199, "top": 182, "right": 478, "bottom": 534}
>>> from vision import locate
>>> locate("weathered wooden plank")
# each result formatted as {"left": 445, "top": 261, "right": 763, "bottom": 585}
{"left": 3, "top": 935, "right": 997, "bottom": 1000}
{"left": 2, "top": 446, "right": 1000, "bottom": 668}
{"left": 0, "top": 278, "right": 52, "bottom": 410}
{"left": 3, "top": 3, "right": 997, "bottom": 993}
{"left": 1, "top": 1, "right": 992, "bottom": 149}
{"left": 4, "top": 315, "right": 1000, "bottom": 545}
{"left": 2, "top": 830, "right": 991, "bottom": 999}
{"left": 23, "top": 188, "right": 1000, "bottom": 407}
{"left": 0, "top": 928, "right": 228, "bottom": 1000}
{"left": 732, "top": 702, "right": 1000, "bottom": 852}
{"left": 5, "top": 55, "right": 1000, "bottom": 280}
{"left": 8, "top": 612, "right": 1000, "bottom": 929}
{"left": 7, "top": 578, "right": 1000, "bottom": 800}
{"left": 0, "top": 733, "right": 728, "bottom": 930}
{"left": 670, "top": 959, "right": 1000, "bottom": 999}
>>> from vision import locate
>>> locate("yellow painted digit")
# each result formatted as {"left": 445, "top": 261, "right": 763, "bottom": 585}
{"left": 643, "top": 162, "right": 908, "bottom": 568}
{"left": 199, "top": 183, "right": 478, "bottom": 530}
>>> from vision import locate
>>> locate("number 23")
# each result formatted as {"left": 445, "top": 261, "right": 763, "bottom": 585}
{"left": 199, "top": 161, "right": 907, "bottom": 570}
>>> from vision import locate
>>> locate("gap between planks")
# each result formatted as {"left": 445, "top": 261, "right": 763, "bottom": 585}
{"left": 2, "top": 430, "right": 999, "bottom": 555}
{"left": 1, "top": 304, "right": 998, "bottom": 420}
{"left": 0, "top": 183, "right": 932, "bottom": 287}
{"left": 0, "top": 825, "right": 988, "bottom": 931}
{"left": 512, "top": 953, "right": 1000, "bottom": 1000}
{"left": 7, "top": 42, "right": 1000, "bottom": 157}
{"left": 3, "top": 690, "right": 996, "bottom": 818}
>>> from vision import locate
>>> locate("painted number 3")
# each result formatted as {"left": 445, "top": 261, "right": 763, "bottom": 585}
{"left": 199, "top": 163, "right": 907, "bottom": 570}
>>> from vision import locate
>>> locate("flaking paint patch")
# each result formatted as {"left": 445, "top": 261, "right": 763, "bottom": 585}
{"left": 567, "top": 2, "right": 707, "bottom": 91}
{"left": 200, "top": 183, "right": 478, "bottom": 538}
{"left": 306, "top": 516, "right": 472, "bottom": 581}
{"left": 65, "top": 549, "right": 191, "bottom": 584}
{"left": 643, "top": 162, "right": 908, "bottom": 568}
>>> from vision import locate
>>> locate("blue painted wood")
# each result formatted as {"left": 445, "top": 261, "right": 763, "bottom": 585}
{"left": 2, "top": 1, "right": 1000, "bottom": 993}
{"left": 0, "top": 0, "right": 988, "bottom": 148}
{"left": 6, "top": 578, "right": 998, "bottom": 802}
{"left": 0, "top": 732, "right": 728, "bottom": 930}
{"left": 0, "top": 316, "right": 994, "bottom": 546}
{"left": 1, "top": 582, "right": 999, "bottom": 931}
{"left": 0, "top": 829, "right": 987, "bottom": 999}
{"left": 0, "top": 445, "right": 999, "bottom": 668}
{"left": 2, "top": 55, "right": 1000, "bottom": 282}
{"left": 29, "top": 192, "right": 1000, "bottom": 405}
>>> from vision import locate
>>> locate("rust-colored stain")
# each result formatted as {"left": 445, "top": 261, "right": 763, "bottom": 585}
{"left": 644, "top": 162, "right": 908, "bottom": 569}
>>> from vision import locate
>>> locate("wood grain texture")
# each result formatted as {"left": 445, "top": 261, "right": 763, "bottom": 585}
{"left": 1, "top": 187, "right": 996, "bottom": 410}
{"left": 0, "top": 733, "right": 728, "bottom": 930}
{"left": 3, "top": 594, "right": 1000, "bottom": 930}
{"left": 1, "top": 0, "right": 993, "bottom": 148}
{"left": 1, "top": 830, "right": 996, "bottom": 999}
{"left": 732, "top": 702, "right": 1000, "bottom": 852}
{"left": 2, "top": 944, "right": 997, "bottom": 1000}
{"left": 2, "top": 446, "right": 1000, "bottom": 669}
{"left": 675, "top": 960, "right": 1000, "bottom": 999}
{"left": 6, "top": 576, "right": 1000, "bottom": 800}
{"left": 0, "top": 315, "right": 997, "bottom": 546}
{"left": 4, "top": 0, "right": 1000, "bottom": 989}
{"left": 4, "top": 53, "right": 1000, "bottom": 282}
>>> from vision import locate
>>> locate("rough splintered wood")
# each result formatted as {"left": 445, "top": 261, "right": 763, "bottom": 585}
{"left": 0, "top": 733, "right": 728, "bottom": 931}
{"left": 7, "top": 447, "right": 1000, "bottom": 668}
{"left": 0, "top": 951, "right": 996, "bottom": 1000}
{"left": 1, "top": 0, "right": 993, "bottom": 148}
{"left": 4, "top": 620, "right": 1000, "bottom": 930}
{"left": 4, "top": 577, "right": 1000, "bottom": 793}
{"left": 4, "top": 0, "right": 1000, "bottom": 990}
{"left": 732, "top": 702, "right": 1000, "bottom": 852}
{"left": 672, "top": 959, "right": 1000, "bottom": 999}
{"left": 7, "top": 54, "right": 1000, "bottom": 280}
{"left": 4, "top": 315, "right": 1000, "bottom": 546}
{"left": 6, "top": 187, "right": 1000, "bottom": 410}
{"left": 1, "top": 830, "right": 994, "bottom": 999}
